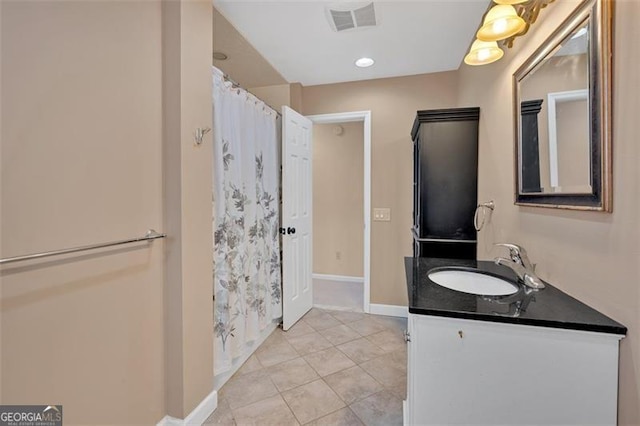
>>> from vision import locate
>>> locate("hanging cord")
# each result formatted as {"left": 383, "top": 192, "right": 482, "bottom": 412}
{"left": 474, "top": 200, "right": 495, "bottom": 231}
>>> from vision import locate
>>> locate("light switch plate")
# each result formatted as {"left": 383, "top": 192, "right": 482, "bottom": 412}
{"left": 373, "top": 208, "right": 391, "bottom": 222}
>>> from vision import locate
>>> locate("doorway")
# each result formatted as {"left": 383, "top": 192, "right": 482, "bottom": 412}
{"left": 306, "top": 111, "right": 371, "bottom": 313}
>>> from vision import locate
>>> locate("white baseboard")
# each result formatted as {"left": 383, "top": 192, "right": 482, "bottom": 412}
{"left": 157, "top": 321, "right": 280, "bottom": 425}
{"left": 184, "top": 389, "right": 218, "bottom": 425}
{"left": 157, "top": 389, "right": 217, "bottom": 426}
{"left": 157, "top": 416, "right": 182, "bottom": 426}
{"left": 369, "top": 303, "right": 408, "bottom": 318}
{"left": 312, "top": 273, "right": 364, "bottom": 284}
{"left": 313, "top": 303, "right": 363, "bottom": 313}
{"left": 403, "top": 399, "right": 408, "bottom": 425}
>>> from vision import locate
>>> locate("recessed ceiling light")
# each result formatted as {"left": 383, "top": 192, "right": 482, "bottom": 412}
{"left": 355, "top": 57, "right": 375, "bottom": 68}
{"left": 213, "top": 51, "right": 228, "bottom": 61}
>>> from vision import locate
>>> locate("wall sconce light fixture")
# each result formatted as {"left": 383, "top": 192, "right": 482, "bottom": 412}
{"left": 464, "top": 39, "right": 504, "bottom": 66}
{"left": 477, "top": 5, "right": 526, "bottom": 42}
{"left": 464, "top": 0, "right": 556, "bottom": 65}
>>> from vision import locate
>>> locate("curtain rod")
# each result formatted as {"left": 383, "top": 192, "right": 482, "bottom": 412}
{"left": 221, "top": 73, "right": 282, "bottom": 118}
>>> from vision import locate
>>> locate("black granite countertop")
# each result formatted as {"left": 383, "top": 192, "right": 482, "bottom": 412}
{"left": 405, "top": 257, "right": 627, "bottom": 335}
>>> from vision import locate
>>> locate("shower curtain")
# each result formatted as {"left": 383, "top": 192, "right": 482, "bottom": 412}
{"left": 212, "top": 66, "right": 282, "bottom": 375}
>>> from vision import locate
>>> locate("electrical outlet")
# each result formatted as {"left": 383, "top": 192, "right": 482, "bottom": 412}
{"left": 373, "top": 208, "right": 391, "bottom": 221}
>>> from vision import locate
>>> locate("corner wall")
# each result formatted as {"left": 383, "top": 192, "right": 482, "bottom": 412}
{"left": 456, "top": 1, "right": 640, "bottom": 422}
{"left": 248, "top": 84, "right": 291, "bottom": 112}
{"left": 162, "top": 0, "right": 215, "bottom": 420}
{"left": 247, "top": 83, "right": 304, "bottom": 113}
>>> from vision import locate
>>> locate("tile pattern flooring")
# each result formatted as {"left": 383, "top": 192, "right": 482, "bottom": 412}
{"left": 205, "top": 308, "right": 407, "bottom": 426}
{"left": 312, "top": 278, "right": 364, "bottom": 312}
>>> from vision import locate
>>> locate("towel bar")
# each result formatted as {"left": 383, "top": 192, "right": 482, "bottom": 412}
{"left": 0, "top": 229, "right": 166, "bottom": 265}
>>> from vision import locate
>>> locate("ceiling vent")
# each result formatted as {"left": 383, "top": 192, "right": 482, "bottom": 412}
{"left": 326, "top": 2, "right": 377, "bottom": 32}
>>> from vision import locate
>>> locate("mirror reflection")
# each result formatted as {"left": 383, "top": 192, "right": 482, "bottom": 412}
{"left": 518, "top": 23, "right": 590, "bottom": 195}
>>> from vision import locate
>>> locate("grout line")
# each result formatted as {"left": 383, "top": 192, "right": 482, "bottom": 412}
{"left": 298, "top": 404, "right": 351, "bottom": 426}
{"left": 279, "top": 390, "right": 303, "bottom": 425}
{"left": 221, "top": 309, "right": 406, "bottom": 426}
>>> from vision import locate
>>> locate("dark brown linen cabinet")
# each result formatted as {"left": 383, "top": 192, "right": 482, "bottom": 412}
{"left": 411, "top": 108, "right": 480, "bottom": 259}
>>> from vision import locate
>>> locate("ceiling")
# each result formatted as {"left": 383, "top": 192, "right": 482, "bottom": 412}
{"left": 213, "top": 7, "right": 288, "bottom": 88}
{"left": 213, "top": 0, "right": 491, "bottom": 87}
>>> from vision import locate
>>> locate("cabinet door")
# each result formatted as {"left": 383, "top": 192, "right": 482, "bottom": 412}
{"left": 412, "top": 110, "right": 479, "bottom": 259}
{"left": 418, "top": 120, "right": 478, "bottom": 241}
{"left": 408, "top": 314, "right": 620, "bottom": 425}
{"left": 412, "top": 138, "right": 420, "bottom": 257}
{"left": 405, "top": 316, "right": 415, "bottom": 425}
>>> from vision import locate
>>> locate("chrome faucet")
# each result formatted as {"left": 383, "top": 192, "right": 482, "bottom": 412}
{"left": 494, "top": 243, "right": 545, "bottom": 290}
{"left": 485, "top": 287, "right": 537, "bottom": 317}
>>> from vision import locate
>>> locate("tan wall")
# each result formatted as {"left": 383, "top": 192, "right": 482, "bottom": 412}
{"left": 520, "top": 54, "right": 589, "bottom": 191}
{"left": 1, "top": 0, "right": 215, "bottom": 423}
{"left": 313, "top": 122, "right": 364, "bottom": 277}
{"left": 290, "top": 83, "right": 303, "bottom": 112}
{"left": 302, "top": 73, "right": 459, "bottom": 305}
{"left": 457, "top": 0, "right": 640, "bottom": 423}
{"left": 248, "top": 83, "right": 305, "bottom": 113}
{"left": 163, "top": 0, "right": 214, "bottom": 419}
{"left": 0, "top": 1, "right": 165, "bottom": 423}
{"left": 249, "top": 84, "right": 291, "bottom": 112}
{"left": 556, "top": 98, "right": 590, "bottom": 188}
{"left": 0, "top": 0, "right": 3, "bottom": 404}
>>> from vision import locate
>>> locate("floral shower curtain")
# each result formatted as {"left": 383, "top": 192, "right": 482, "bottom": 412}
{"left": 212, "top": 66, "right": 282, "bottom": 375}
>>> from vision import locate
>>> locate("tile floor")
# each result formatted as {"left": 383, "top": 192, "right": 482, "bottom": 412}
{"left": 205, "top": 308, "right": 407, "bottom": 426}
{"left": 312, "top": 278, "right": 364, "bottom": 312}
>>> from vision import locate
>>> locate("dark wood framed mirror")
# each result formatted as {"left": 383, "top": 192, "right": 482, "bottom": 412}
{"left": 513, "top": 0, "right": 613, "bottom": 211}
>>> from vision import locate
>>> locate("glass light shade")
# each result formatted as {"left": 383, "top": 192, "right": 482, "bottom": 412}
{"left": 477, "top": 4, "right": 526, "bottom": 42}
{"left": 464, "top": 39, "right": 504, "bottom": 66}
{"left": 493, "top": 0, "right": 528, "bottom": 4}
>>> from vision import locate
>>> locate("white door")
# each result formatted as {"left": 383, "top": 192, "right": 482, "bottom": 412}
{"left": 282, "top": 106, "right": 313, "bottom": 330}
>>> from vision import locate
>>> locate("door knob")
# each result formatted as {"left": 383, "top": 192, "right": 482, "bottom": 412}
{"left": 287, "top": 227, "right": 296, "bottom": 235}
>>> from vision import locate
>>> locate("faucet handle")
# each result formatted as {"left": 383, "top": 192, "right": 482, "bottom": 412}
{"left": 495, "top": 243, "right": 534, "bottom": 269}
{"left": 495, "top": 243, "right": 523, "bottom": 259}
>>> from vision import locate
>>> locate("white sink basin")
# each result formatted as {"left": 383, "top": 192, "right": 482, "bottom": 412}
{"left": 428, "top": 269, "right": 518, "bottom": 296}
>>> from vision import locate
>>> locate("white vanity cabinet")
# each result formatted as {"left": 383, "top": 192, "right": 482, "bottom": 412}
{"left": 404, "top": 313, "right": 623, "bottom": 426}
